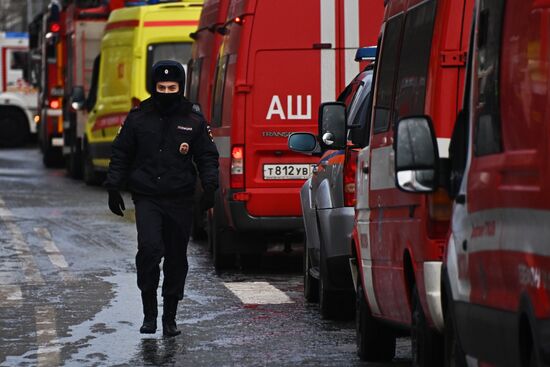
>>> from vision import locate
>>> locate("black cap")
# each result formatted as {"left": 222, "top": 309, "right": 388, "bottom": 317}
{"left": 151, "top": 60, "right": 186, "bottom": 92}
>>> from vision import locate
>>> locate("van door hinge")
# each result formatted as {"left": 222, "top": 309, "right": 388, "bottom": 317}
{"left": 236, "top": 84, "right": 252, "bottom": 94}
{"left": 440, "top": 50, "right": 467, "bottom": 67}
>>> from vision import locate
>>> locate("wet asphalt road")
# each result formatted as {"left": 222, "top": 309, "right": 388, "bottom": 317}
{"left": 0, "top": 148, "right": 412, "bottom": 367}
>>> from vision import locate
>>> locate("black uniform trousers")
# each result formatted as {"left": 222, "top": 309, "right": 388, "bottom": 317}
{"left": 133, "top": 194, "right": 193, "bottom": 300}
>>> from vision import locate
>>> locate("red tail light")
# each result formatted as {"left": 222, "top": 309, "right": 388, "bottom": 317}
{"left": 49, "top": 99, "right": 60, "bottom": 109}
{"left": 427, "top": 189, "right": 452, "bottom": 238}
{"left": 231, "top": 145, "right": 244, "bottom": 189}
{"left": 344, "top": 149, "right": 359, "bottom": 207}
{"left": 50, "top": 23, "right": 60, "bottom": 33}
{"left": 131, "top": 97, "right": 141, "bottom": 109}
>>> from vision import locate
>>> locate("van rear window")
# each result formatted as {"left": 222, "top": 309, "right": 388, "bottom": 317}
{"left": 211, "top": 55, "right": 229, "bottom": 127}
{"left": 373, "top": 15, "right": 403, "bottom": 133}
{"left": 473, "top": 0, "right": 505, "bottom": 156}
{"left": 393, "top": 0, "right": 437, "bottom": 123}
{"left": 146, "top": 42, "right": 192, "bottom": 94}
{"left": 187, "top": 57, "right": 202, "bottom": 103}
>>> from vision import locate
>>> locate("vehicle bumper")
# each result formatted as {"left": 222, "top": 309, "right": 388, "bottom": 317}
{"left": 424, "top": 261, "right": 444, "bottom": 331}
{"left": 317, "top": 206, "right": 354, "bottom": 291}
{"left": 228, "top": 199, "right": 304, "bottom": 233}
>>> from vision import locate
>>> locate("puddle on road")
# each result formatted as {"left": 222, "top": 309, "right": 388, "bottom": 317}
{"left": 56, "top": 271, "right": 144, "bottom": 366}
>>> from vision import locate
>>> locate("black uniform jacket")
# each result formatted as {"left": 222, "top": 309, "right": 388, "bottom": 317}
{"left": 104, "top": 98, "right": 219, "bottom": 196}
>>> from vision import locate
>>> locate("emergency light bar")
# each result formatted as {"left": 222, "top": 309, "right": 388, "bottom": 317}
{"left": 355, "top": 46, "right": 377, "bottom": 62}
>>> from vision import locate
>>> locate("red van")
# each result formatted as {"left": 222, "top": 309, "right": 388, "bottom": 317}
{"left": 208, "top": 0, "right": 379, "bottom": 268}
{"left": 187, "top": 0, "right": 230, "bottom": 119}
{"left": 396, "top": 1, "right": 550, "bottom": 366}
{"left": 351, "top": 0, "right": 474, "bottom": 364}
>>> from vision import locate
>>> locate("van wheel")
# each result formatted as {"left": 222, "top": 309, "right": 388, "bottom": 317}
{"left": 239, "top": 252, "right": 262, "bottom": 270}
{"left": 191, "top": 207, "right": 208, "bottom": 241}
{"left": 303, "top": 239, "right": 319, "bottom": 302}
{"left": 0, "top": 108, "right": 29, "bottom": 147}
{"left": 356, "top": 281, "right": 395, "bottom": 361}
{"left": 529, "top": 344, "right": 539, "bottom": 367}
{"left": 207, "top": 210, "right": 214, "bottom": 257}
{"left": 318, "top": 257, "right": 338, "bottom": 319}
{"left": 67, "top": 137, "right": 83, "bottom": 179}
{"left": 212, "top": 202, "right": 236, "bottom": 270}
{"left": 412, "top": 285, "right": 444, "bottom": 367}
{"left": 83, "top": 142, "right": 101, "bottom": 186}
{"left": 42, "top": 146, "right": 63, "bottom": 168}
{"left": 443, "top": 286, "right": 466, "bottom": 367}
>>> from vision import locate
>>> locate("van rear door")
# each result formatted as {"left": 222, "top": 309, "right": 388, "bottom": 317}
{"left": 243, "top": 0, "right": 328, "bottom": 217}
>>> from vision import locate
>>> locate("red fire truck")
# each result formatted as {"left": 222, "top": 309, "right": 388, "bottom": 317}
{"left": 350, "top": 0, "right": 474, "bottom": 364}
{"left": 62, "top": 0, "right": 124, "bottom": 178}
{"left": 28, "top": 1, "right": 66, "bottom": 167}
{"left": 28, "top": 0, "right": 124, "bottom": 170}
{"left": 207, "top": 0, "right": 379, "bottom": 269}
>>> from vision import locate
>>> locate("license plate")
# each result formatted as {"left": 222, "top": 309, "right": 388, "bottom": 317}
{"left": 263, "top": 164, "right": 315, "bottom": 180}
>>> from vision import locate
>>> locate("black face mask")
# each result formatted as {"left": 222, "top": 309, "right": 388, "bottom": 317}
{"left": 152, "top": 91, "right": 183, "bottom": 115}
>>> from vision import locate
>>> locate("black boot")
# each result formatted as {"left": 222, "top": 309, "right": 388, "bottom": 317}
{"left": 162, "top": 296, "right": 181, "bottom": 337}
{"left": 140, "top": 292, "right": 157, "bottom": 334}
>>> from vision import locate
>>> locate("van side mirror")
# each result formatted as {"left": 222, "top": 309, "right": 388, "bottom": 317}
{"left": 288, "top": 132, "right": 320, "bottom": 155}
{"left": 394, "top": 116, "right": 438, "bottom": 193}
{"left": 70, "top": 86, "right": 86, "bottom": 111}
{"left": 318, "top": 102, "right": 347, "bottom": 150}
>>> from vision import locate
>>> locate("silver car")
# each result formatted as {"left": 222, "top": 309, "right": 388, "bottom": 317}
{"left": 289, "top": 65, "right": 373, "bottom": 319}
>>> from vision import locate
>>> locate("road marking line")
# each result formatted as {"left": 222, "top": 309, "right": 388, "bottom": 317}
{"left": 35, "top": 306, "right": 60, "bottom": 367}
{"left": 34, "top": 227, "right": 75, "bottom": 282}
{"left": 223, "top": 281, "right": 294, "bottom": 305}
{"left": 0, "top": 197, "right": 44, "bottom": 285}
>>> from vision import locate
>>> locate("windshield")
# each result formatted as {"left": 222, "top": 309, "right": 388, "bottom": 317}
{"left": 146, "top": 42, "right": 193, "bottom": 94}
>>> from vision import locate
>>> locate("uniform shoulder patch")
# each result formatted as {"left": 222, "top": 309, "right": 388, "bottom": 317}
{"left": 192, "top": 104, "right": 201, "bottom": 113}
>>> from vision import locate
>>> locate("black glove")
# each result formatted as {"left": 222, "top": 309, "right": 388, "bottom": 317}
{"left": 108, "top": 190, "right": 125, "bottom": 216}
{"left": 199, "top": 189, "right": 215, "bottom": 211}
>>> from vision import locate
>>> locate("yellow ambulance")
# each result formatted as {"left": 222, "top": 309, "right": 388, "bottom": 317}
{"left": 82, "top": 0, "right": 202, "bottom": 184}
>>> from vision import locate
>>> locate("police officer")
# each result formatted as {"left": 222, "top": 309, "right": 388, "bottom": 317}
{"left": 104, "top": 60, "right": 219, "bottom": 337}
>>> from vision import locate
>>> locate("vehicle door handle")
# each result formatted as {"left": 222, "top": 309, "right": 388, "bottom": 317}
{"left": 362, "top": 166, "right": 369, "bottom": 174}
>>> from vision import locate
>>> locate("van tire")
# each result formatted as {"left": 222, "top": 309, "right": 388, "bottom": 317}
{"left": 67, "top": 137, "right": 83, "bottom": 179}
{"left": 411, "top": 285, "right": 444, "bottom": 367}
{"left": 318, "top": 256, "right": 338, "bottom": 319}
{"left": 0, "top": 108, "right": 29, "bottom": 147}
{"left": 191, "top": 208, "right": 208, "bottom": 241}
{"left": 211, "top": 200, "right": 236, "bottom": 270}
{"left": 83, "top": 141, "right": 101, "bottom": 186}
{"left": 42, "top": 146, "right": 63, "bottom": 168}
{"left": 356, "top": 281, "right": 396, "bottom": 361}
{"left": 303, "top": 239, "right": 319, "bottom": 302}
{"left": 443, "top": 283, "right": 467, "bottom": 367}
